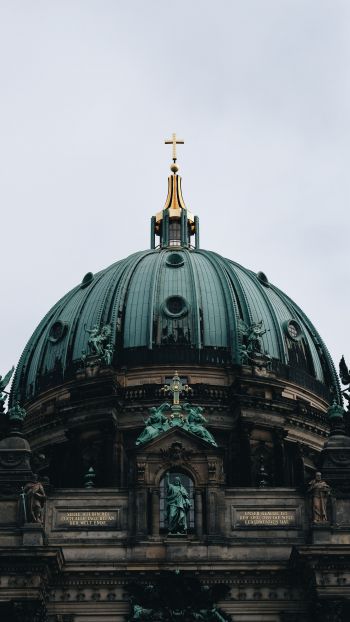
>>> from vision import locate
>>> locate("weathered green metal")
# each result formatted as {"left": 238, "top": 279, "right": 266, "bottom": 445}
{"left": 165, "top": 473, "right": 191, "bottom": 534}
{"left": 7, "top": 401, "right": 27, "bottom": 423}
{"left": 238, "top": 319, "right": 271, "bottom": 367}
{"left": 0, "top": 367, "right": 14, "bottom": 407}
{"left": 135, "top": 401, "right": 217, "bottom": 447}
{"left": 10, "top": 248, "right": 341, "bottom": 404}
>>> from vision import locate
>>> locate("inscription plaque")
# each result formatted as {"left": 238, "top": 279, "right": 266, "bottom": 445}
{"left": 55, "top": 510, "right": 119, "bottom": 529}
{"left": 232, "top": 508, "right": 297, "bottom": 528}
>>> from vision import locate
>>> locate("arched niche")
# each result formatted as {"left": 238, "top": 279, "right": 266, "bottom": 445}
{"left": 159, "top": 469, "right": 195, "bottom": 533}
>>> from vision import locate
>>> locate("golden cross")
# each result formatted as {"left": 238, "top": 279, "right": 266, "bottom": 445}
{"left": 165, "top": 133, "right": 184, "bottom": 162}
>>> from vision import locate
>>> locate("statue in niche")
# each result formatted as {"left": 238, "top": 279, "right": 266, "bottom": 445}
{"left": 307, "top": 471, "right": 331, "bottom": 523}
{"left": 165, "top": 473, "right": 191, "bottom": 535}
{"left": 239, "top": 319, "right": 271, "bottom": 367}
{"left": 23, "top": 475, "right": 46, "bottom": 523}
{"left": 135, "top": 403, "right": 171, "bottom": 446}
{"left": 183, "top": 403, "right": 217, "bottom": 446}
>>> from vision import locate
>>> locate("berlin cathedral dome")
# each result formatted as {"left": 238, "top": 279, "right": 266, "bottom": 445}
{"left": 12, "top": 240, "right": 339, "bottom": 405}
{"left": 1, "top": 136, "right": 350, "bottom": 622}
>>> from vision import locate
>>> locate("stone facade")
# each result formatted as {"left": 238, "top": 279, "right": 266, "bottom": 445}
{"left": 0, "top": 362, "right": 350, "bottom": 621}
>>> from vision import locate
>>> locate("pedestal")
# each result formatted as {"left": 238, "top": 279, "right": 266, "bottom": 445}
{"left": 22, "top": 522, "right": 45, "bottom": 546}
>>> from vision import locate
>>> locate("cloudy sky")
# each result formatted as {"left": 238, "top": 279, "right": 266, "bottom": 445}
{"left": 0, "top": 1, "right": 349, "bottom": 386}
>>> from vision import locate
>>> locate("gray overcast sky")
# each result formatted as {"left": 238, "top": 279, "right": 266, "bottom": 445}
{"left": 0, "top": 1, "right": 349, "bottom": 382}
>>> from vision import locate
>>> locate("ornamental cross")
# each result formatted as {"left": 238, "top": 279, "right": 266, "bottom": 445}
{"left": 161, "top": 371, "right": 192, "bottom": 406}
{"left": 165, "top": 133, "right": 184, "bottom": 162}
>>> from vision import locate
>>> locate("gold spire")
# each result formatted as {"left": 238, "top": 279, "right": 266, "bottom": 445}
{"left": 153, "top": 133, "right": 195, "bottom": 239}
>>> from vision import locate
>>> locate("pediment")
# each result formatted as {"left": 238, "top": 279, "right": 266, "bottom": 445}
{"left": 134, "top": 426, "right": 220, "bottom": 455}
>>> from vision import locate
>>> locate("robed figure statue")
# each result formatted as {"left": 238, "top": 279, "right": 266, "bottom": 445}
{"left": 165, "top": 473, "right": 191, "bottom": 535}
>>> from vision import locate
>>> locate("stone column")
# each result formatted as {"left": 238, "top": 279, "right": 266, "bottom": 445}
{"left": 152, "top": 489, "right": 160, "bottom": 536}
{"left": 195, "top": 489, "right": 203, "bottom": 537}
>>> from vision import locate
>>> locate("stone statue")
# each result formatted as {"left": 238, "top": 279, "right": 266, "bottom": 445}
{"left": 23, "top": 475, "right": 46, "bottom": 523}
{"left": 135, "top": 403, "right": 171, "bottom": 446}
{"left": 307, "top": 472, "right": 331, "bottom": 523}
{"left": 183, "top": 403, "right": 217, "bottom": 446}
{"left": 7, "top": 401, "right": 27, "bottom": 422}
{"left": 0, "top": 366, "right": 15, "bottom": 407}
{"left": 165, "top": 473, "right": 191, "bottom": 535}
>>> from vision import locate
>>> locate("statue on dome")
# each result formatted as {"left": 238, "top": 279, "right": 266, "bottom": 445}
{"left": 183, "top": 403, "right": 217, "bottom": 446}
{"left": 0, "top": 366, "right": 15, "bottom": 409}
{"left": 165, "top": 473, "right": 191, "bottom": 534}
{"left": 339, "top": 355, "right": 350, "bottom": 411}
{"left": 238, "top": 319, "right": 271, "bottom": 367}
{"left": 135, "top": 403, "right": 171, "bottom": 446}
{"left": 83, "top": 323, "right": 114, "bottom": 366}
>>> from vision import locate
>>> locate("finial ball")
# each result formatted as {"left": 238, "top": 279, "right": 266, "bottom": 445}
{"left": 171, "top": 163, "right": 179, "bottom": 174}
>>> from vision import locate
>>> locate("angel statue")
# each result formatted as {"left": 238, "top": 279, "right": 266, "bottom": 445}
{"left": 85, "top": 323, "right": 112, "bottom": 360}
{"left": 182, "top": 403, "right": 217, "bottom": 446}
{"left": 339, "top": 356, "right": 350, "bottom": 410}
{"left": 238, "top": 319, "right": 271, "bottom": 367}
{"left": 0, "top": 366, "right": 15, "bottom": 408}
{"left": 135, "top": 403, "right": 171, "bottom": 446}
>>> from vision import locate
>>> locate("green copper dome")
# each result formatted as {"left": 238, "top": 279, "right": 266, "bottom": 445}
{"left": 12, "top": 247, "right": 339, "bottom": 404}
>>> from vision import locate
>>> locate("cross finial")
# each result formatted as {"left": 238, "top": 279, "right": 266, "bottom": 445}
{"left": 161, "top": 371, "right": 192, "bottom": 406}
{"left": 165, "top": 133, "right": 184, "bottom": 163}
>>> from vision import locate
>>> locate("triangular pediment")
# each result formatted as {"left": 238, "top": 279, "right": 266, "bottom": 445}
{"left": 135, "top": 426, "right": 219, "bottom": 454}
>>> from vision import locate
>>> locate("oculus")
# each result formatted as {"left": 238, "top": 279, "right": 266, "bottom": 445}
{"left": 166, "top": 252, "right": 185, "bottom": 267}
{"left": 80, "top": 272, "right": 94, "bottom": 289}
{"left": 162, "top": 296, "right": 189, "bottom": 318}
{"left": 49, "top": 320, "right": 68, "bottom": 343}
{"left": 284, "top": 319, "right": 302, "bottom": 341}
{"left": 257, "top": 271, "right": 269, "bottom": 286}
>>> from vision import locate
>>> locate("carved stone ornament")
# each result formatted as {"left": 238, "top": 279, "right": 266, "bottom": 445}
{"left": 160, "top": 442, "right": 193, "bottom": 464}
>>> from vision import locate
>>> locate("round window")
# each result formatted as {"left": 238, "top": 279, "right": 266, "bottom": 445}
{"left": 284, "top": 320, "right": 302, "bottom": 341}
{"left": 162, "top": 296, "right": 189, "bottom": 318}
{"left": 80, "top": 272, "right": 94, "bottom": 289}
{"left": 166, "top": 253, "right": 184, "bottom": 268}
{"left": 257, "top": 271, "right": 269, "bottom": 286}
{"left": 49, "top": 320, "right": 68, "bottom": 343}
